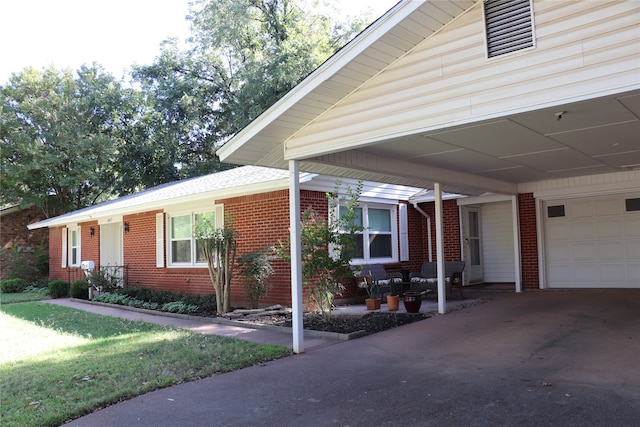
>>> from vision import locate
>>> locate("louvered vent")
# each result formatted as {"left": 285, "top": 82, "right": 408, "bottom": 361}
{"left": 484, "top": 0, "right": 534, "bottom": 58}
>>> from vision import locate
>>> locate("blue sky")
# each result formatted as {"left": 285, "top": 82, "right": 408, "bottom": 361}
{"left": 0, "top": 0, "right": 398, "bottom": 84}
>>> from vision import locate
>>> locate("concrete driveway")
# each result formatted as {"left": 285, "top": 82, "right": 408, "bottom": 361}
{"left": 63, "top": 289, "right": 640, "bottom": 426}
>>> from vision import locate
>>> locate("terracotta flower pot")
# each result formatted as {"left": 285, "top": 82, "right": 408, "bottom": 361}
{"left": 365, "top": 298, "right": 381, "bottom": 310}
{"left": 387, "top": 295, "right": 400, "bottom": 311}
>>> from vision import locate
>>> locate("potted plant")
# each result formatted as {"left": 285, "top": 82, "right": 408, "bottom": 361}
{"left": 387, "top": 276, "right": 401, "bottom": 311}
{"left": 359, "top": 272, "right": 381, "bottom": 310}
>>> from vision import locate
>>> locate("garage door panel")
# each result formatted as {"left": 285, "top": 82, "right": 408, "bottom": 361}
{"left": 598, "top": 241, "right": 625, "bottom": 260}
{"left": 625, "top": 216, "right": 640, "bottom": 237}
{"left": 597, "top": 218, "right": 624, "bottom": 238}
{"left": 627, "top": 240, "right": 640, "bottom": 258}
{"left": 572, "top": 242, "right": 598, "bottom": 261}
{"left": 571, "top": 221, "right": 596, "bottom": 239}
{"left": 547, "top": 242, "right": 572, "bottom": 260}
{"left": 546, "top": 221, "right": 571, "bottom": 239}
{"left": 599, "top": 264, "right": 628, "bottom": 283}
{"left": 595, "top": 197, "right": 620, "bottom": 216}
{"left": 569, "top": 200, "right": 594, "bottom": 218}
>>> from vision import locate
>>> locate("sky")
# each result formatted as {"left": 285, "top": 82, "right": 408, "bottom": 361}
{"left": 0, "top": 0, "right": 399, "bottom": 85}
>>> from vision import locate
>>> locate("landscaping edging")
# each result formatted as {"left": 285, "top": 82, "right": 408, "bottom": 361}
{"left": 69, "top": 298, "right": 366, "bottom": 341}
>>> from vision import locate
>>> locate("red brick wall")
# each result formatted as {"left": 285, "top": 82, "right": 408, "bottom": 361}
{"left": 412, "top": 199, "right": 462, "bottom": 264}
{"left": 518, "top": 193, "right": 539, "bottom": 290}
{"left": 0, "top": 207, "right": 48, "bottom": 279}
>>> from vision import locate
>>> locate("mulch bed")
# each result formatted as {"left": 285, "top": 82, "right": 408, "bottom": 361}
{"left": 232, "top": 311, "right": 431, "bottom": 336}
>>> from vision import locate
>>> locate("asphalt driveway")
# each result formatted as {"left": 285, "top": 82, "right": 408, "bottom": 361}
{"left": 63, "top": 289, "right": 640, "bottom": 426}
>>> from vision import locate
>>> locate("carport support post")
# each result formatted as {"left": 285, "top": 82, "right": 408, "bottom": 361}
{"left": 435, "top": 183, "right": 446, "bottom": 314}
{"left": 512, "top": 195, "right": 522, "bottom": 293}
{"left": 289, "top": 160, "right": 304, "bottom": 353}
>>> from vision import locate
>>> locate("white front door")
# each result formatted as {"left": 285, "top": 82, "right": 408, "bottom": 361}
{"left": 100, "top": 222, "right": 124, "bottom": 284}
{"left": 462, "top": 207, "right": 484, "bottom": 283}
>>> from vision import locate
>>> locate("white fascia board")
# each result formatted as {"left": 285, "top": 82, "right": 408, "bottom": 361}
{"left": 216, "top": 0, "right": 420, "bottom": 162}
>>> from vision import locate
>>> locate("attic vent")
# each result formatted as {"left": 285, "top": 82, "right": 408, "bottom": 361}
{"left": 484, "top": 0, "right": 534, "bottom": 58}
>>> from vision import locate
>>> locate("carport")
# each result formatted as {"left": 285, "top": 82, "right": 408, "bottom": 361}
{"left": 218, "top": 0, "right": 640, "bottom": 352}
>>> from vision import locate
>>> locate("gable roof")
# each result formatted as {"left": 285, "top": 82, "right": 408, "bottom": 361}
{"left": 217, "top": 0, "right": 477, "bottom": 168}
{"left": 217, "top": 0, "right": 640, "bottom": 197}
{"left": 28, "top": 165, "right": 426, "bottom": 230}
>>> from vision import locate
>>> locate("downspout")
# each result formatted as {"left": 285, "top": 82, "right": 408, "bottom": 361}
{"left": 411, "top": 201, "right": 433, "bottom": 262}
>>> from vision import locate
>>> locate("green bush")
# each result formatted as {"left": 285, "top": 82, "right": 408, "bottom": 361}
{"left": 70, "top": 279, "right": 90, "bottom": 299}
{"left": 0, "top": 278, "right": 28, "bottom": 293}
{"left": 0, "top": 241, "right": 49, "bottom": 282}
{"left": 161, "top": 301, "right": 199, "bottom": 314}
{"left": 48, "top": 280, "right": 70, "bottom": 298}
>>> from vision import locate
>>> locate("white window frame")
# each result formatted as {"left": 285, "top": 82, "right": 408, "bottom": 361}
{"left": 166, "top": 205, "right": 223, "bottom": 268}
{"left": 337, "top": 202, "right": 399, "bottom": 265}
{"left": 68, "top": 226, "right": 81, "bottom": 267}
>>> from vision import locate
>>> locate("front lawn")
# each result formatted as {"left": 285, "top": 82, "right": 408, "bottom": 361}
{"left": 0, "top": 302, "right": 291, "bottom": 427}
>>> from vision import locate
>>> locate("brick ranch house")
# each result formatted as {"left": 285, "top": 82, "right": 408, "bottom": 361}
{"left": 30, "top": 166, "right": 496, "bottom": 306}
{"left": 215, "top": 0, "right": 640, "bottom": 350}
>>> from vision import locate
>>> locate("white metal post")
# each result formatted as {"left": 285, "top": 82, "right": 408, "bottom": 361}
{"left": 434, "top": 183, "right": 446, "bottom": 314}
{"left": 289, "top": 160, "right": 304, "bottom": 353}
{"left": 512, "top": 195, "right": 523, "bottom": 293}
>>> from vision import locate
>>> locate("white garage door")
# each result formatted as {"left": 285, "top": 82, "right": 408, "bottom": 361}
{"left": 544, "top": 194, "right": 640, "bottom": 288}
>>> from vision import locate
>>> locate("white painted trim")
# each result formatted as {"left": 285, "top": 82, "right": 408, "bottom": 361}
{"left": 61, "top": 228, "right": 67, "bottom": 268}
{"left": 289, "top": 160, "right": 304, "bottom": 354}
{"left": 457, "top": 193, "right": 514, "bottom": 205}
{"left": 399, "top": 203, "right": 409, "bottom": 262}
{"left": 156, "top": 213, "right": 164, "bottom": 268}
{"left": 521, "top": 170, "right": 640, "bottom": 200}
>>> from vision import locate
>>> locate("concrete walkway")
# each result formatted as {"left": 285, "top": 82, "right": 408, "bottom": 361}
{"left": 55, "top": 289, "right": 640, "bottom": 426}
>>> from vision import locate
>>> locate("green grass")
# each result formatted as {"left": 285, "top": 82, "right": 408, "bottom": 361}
{"left": 0, "top": 291, "right": 50, "bottom": 304}
{"left": 0, "top": 302, "right": 292, "bottom": 427}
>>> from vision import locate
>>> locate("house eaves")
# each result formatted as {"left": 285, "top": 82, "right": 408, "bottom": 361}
{"left": 28, "top": 166, "right": 311, "bottom": 230}
{"left": 217, "top": 0, "right": 477, "bottom": 168}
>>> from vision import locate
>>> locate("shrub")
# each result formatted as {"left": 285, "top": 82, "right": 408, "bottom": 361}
{"left": 48, "top": 280, "right": 70, "bottom": 298}
{"left": 238, "top": 249, "right": 274, "bottom": 308}
{"left": 0, "top": 278, "right": 28, "bottom": 293}
{"left": 0, "top": 241, "right": 49, "bottom": 282}
{"left": 70, "top": 279, "right": 90, "bottom": 299}
{"left": 161, "top": 301, "right": 199, "bottom": 314}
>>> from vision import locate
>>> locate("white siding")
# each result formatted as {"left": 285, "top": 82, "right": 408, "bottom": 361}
{"left": 481, "top": 202, "right": 516, "bottom": 282}
{"left": 285, "top": 0, "right": 639, "bottom": 158}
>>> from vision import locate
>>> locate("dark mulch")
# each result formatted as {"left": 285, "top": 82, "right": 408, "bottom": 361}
{"left": 234, "top": 311, "right": 431, "bottom": 336}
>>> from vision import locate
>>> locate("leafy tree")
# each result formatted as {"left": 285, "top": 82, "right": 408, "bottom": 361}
{"left": 133, "top": 0, "right": 369, "bottom": 175}
{"left": 194, "top": 216, "right": 238, "bottom": 313}
{"left": 0, "top": 65, "right": 136, "bottom": 217}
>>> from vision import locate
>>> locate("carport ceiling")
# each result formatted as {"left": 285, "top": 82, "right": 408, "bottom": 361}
{"left": 342, "top": 91, "right": 640, "bottom": 186}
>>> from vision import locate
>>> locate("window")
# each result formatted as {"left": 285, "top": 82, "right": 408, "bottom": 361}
{"left": 169, "top": 210, "right": 216, "bottom": 266}
{"left": 339, "top": 203, "right": 397, "bottom": 263}
{"left": 547, "top": 205, "right": 565, "bottom": 218}
{"left": 484, "top": 0, "right": 534, "bottom": 58}
{"left": 625, "top": 198, "right": 640, "bottom": 212}
{"left": 68, "top": 227, "right": 81, "bottom": 267}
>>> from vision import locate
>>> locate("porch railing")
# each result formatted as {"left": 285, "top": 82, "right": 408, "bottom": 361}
{"left": 67, "top": 264, "right": 129, "bottom": 288}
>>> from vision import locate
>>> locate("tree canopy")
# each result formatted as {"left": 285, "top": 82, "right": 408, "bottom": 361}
{"left": 1, "top": 0, "right": 370, "bottom": 217}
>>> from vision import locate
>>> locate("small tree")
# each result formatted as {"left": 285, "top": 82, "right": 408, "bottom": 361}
{"left": 238, "top": 248, "right": 274, "bottom": 308}
{"left": 276, "top": 180, "right": 363, "bottom": 320}
{"left": 194, "top": 216, "right": 238, "bottom": 313}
